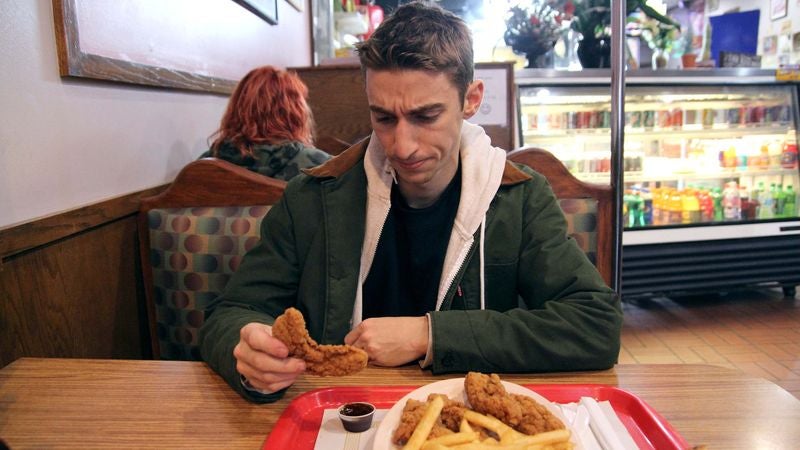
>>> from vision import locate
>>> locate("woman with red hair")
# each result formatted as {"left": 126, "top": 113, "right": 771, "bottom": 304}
{"left": 200, "top": 66, "right": 330, "bottom": 180}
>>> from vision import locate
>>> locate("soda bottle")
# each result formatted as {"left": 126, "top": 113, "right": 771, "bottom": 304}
{"left": 710, "top": 188, "right": 722, "bottom": 221}
{"left": 774, "top": 184, "right": 786, "bottom": 217}
{"left": 681, "top": 188, "right": 701, "bottom": 223}
{"left": 698, "top": 188, "right": 714, "bottom": 222}
{"left": 722, "top": 146, "right": 734, "bottom": 168}
{"left": 632, "top": 190, "right": 646, "bottom": 227}
{"left": 669, "top": 189, "right": 684, "bottom": 224}
{"left": 662, "top": 188, "right": 674, "bottom": 224}
{"left": 753, "top": 182, "right": 765, "bottom": 217}
{"left": 623, "top": 189, "right": 633, "bottom": 227}
{"left": 768, "top": 141, "right": 783, "bottom": 168}
{"left": 783, "top": 185, "right": 797, "bottom": 217}
{"left": 739, "top": 185, "right": 756, "bottom": 220}
{"left": 758, "top": 183, "right": 775, "bottom": 219}
{"left": 722, "top": 181, "right": 741, "bottom": 221}
{"left": 651, "top": 187, "right": 662, "bottom": 225}
{"left": 781, "top": 130, "right": 798, "bottom": 169}
{"left": 641, "top": 188, "right": 653, "bottom": 225}
{"left": 626, "top": 188, "right": 642, "bottom": 228}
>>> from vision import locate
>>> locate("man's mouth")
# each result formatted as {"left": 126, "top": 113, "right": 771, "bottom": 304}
{"left": 395, "top": 159, "right": 426, "bottom": 171}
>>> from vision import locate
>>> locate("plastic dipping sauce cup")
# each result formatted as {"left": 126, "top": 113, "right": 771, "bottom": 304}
{"left": 338, "top": 402, "right": 376, "bottom": 432}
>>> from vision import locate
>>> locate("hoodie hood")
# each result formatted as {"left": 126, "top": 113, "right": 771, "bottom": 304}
{"left": 352, "top": 121, "right": 509, "bottom": 325}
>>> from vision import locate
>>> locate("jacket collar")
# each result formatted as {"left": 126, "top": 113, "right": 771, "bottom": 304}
{"left": 302, "top": 137, "right": 369, "bottom": 178}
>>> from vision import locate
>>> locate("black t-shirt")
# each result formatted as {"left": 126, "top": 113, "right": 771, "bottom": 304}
{"left": 362, "top": 167, "right": 462, "bottom": 318}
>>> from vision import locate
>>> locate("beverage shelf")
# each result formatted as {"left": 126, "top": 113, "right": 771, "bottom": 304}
{"left": 571, "top": 168, "right": 797, "bottom": 184}
{"left": 522, "top": 125, "right": 791, "bottom": 143}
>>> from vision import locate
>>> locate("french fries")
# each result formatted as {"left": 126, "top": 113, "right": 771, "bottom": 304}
{"left": 399, "top": 399, "right": 572, "bottom": 450}
{"left": 403, "top": 396, "right": 445, "bottom": 450}
{"left": 421, "top": 432, "right": 480, "bottom": 449}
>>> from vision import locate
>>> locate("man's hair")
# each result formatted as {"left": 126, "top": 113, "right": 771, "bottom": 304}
{"left": 210, "top": 65, "right": 314, "bottom": 157}
{"left": 355, "top": 1, "right": 474, "bottom": 102}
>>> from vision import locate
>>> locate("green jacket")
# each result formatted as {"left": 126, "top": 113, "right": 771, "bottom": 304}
{"left": 199, "top": 140, "right": 330, "bottom": 181}
{"left": 199, "top": 122, "right": 621, "bottom": 403}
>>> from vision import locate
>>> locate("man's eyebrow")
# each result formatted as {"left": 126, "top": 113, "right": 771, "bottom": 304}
{"left": 369, "top": 103, "right": 446, "bottom": 115}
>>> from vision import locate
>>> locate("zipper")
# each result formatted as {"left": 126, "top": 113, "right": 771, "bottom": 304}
{"left": 438, "top": 240, "right": 478, "bottom": 311}
{"left": 438, "top": 199, "right": 497, "bottom": 311}
{"left": 353, "top": 198, "right": 391, "bottom": 326}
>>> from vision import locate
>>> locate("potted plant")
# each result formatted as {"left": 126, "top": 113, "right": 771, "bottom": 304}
{"left": 567, "top": 0, "right": 679, "bottom": 68}
{"left": 638, "top": 18, "right": 678, "bottom": 68}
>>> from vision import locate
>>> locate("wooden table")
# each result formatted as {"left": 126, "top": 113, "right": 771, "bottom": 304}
{"left": 1, "top": 358, "right": 799, "bottom": 449}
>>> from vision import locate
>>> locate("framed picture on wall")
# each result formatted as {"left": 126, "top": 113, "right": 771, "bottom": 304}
{"left": 234, "top": 0, "right": 278, "bottom": 25}
{"left": 770, "top": 0, "right": 787, "bottom": 20}
{"left": 285, "top": 0, "right": 304, "bottom": 12}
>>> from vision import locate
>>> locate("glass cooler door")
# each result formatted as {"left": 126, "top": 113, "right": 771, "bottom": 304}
{"left": 517, "top": 83, "right": 800, "bottom": 228}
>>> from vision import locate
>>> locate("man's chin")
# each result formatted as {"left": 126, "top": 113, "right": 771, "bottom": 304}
{"left": 396, "top": 171, "right": 432, "bottom": 188}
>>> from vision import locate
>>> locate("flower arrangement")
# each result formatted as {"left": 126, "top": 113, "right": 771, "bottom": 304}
{"left": 504, "top": 1, "right": 566, "bottom": 66}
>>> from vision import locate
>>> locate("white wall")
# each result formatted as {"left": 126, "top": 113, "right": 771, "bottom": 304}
{"left": 0, "top": 0, "right": 311, "bottom": 228}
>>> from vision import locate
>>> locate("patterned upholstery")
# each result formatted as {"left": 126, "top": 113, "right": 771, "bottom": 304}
{"left": 147, "top": 205, "right": 271, "bottom": 360}
{"left": 559, "top": 198, "right": 599, "bottom": 265}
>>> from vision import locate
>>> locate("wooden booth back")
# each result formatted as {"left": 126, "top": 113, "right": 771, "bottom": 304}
{"left": 137, "top": 159, "right": 286, "bottom": 360}
{"left": 507, "top": 147, "right": 614, "bottom": 286}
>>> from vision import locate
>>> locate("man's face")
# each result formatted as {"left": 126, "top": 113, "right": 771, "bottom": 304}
{"left": 365, "top": 69, "right": 483, "bottom": 200}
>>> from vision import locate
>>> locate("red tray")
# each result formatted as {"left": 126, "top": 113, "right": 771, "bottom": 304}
{"left": 263, "top": 384, "right": 690, "bottom": 450}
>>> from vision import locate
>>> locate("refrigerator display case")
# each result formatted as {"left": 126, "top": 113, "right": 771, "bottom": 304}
{"left": 515, "top": 69, "right": 800, "bottom": 298}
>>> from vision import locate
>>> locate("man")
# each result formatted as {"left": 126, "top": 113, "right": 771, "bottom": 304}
{"left": 199, "top": 1, "right": 622, "bottom": 403}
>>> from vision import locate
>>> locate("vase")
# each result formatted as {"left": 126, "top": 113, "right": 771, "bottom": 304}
{"left": 652, "top": 48, "right": 668, "bottom": 69}
{"left": 577, "top": 37, "right": 611, "bottom": 69}
{"left": 525, "top": 50, "right": 554, "bottom": 68}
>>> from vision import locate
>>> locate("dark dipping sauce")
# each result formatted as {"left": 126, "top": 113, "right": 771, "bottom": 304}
{"left": 340, "top": 402, "right": 374, "bottom": 417}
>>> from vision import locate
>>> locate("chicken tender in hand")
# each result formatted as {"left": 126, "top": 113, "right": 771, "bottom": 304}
{"left": 271, "top": 307, "right": 368, "bottom": 376}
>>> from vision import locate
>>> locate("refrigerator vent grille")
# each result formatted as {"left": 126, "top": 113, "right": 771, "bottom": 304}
{"left": 621, "top": 234, "right": 800, "bottom": 297}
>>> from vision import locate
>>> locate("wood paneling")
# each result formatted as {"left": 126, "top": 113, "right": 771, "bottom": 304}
{"left": 0, "top": 185, "right": 167, "bottom": 368}
{"left": 295, "top": 65, "right": 372, "bottom": 153}
{"left": 0, "top": 185, "right": 166, "bottom": 259}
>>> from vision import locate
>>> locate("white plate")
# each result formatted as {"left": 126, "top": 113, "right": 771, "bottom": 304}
{"left": 372, "top": 377, "right": 575, "bottom": 450}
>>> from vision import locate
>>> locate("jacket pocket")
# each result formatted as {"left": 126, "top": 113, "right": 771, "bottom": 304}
{"left": 482, "top": 260, "right": 519, "bottom": 311}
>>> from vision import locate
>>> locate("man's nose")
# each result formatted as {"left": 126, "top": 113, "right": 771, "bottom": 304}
{"left": 391, "top": 120, "right": 417, "bottom": 160}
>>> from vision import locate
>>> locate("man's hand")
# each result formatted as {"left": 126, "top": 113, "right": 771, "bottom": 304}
{"left": 233, "top": 322, "right": 306, "bottom": 394}
{"left": 344, "top": 316, "right": 429, "bottom": 366}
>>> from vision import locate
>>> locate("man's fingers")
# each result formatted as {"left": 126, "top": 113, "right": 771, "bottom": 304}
{"left": 240, "top": 323, "right": 289, "bottom": 358}
{"left": 343, "top": 322, "right": 365, "bottom": 346}
{"left": 234, "top": 341, "right": 305, "bottom": 374}
{"left": 237, "top": 360, "right": 298, "bottom": 393}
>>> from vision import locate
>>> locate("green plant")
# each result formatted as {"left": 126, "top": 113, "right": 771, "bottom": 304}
{"left": 639, "top": 18, "right": 678, "bottom": 51}
{"left": 568, "top": 0, "right": 679, "bottom": 42}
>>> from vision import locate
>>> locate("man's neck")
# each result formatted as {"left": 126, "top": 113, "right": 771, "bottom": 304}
{"left": 397, "top": 162, "right": 459, "bottom": 209}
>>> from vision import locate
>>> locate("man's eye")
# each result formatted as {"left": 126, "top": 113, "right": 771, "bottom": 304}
{"left": 375, "top": 116, "right": 395, "bottom": 124}
{"left": 415, "top": 114, "right": 438, "bottom": 123}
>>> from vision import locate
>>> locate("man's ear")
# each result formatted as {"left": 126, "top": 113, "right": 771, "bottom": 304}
{"left": 462, "top": 80, "right": 484, "bottom": 119}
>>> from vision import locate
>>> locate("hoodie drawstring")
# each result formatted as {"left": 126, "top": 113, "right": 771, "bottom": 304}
{"left": 479, "top": 215, "right": 486, "bottom": 310}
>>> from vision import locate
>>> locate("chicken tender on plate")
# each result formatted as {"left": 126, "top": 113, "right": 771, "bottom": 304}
{"left": 271, "top": 307, "right": 367, "bottom": 376}
{"left": 465, "top": 372, "right": 565, "bottom": 435}
{"left": 465, "top": 372, "right": 524, "bottom": 426}
{"left": 392, "top": 395, "right": 465, "bottom": 445}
